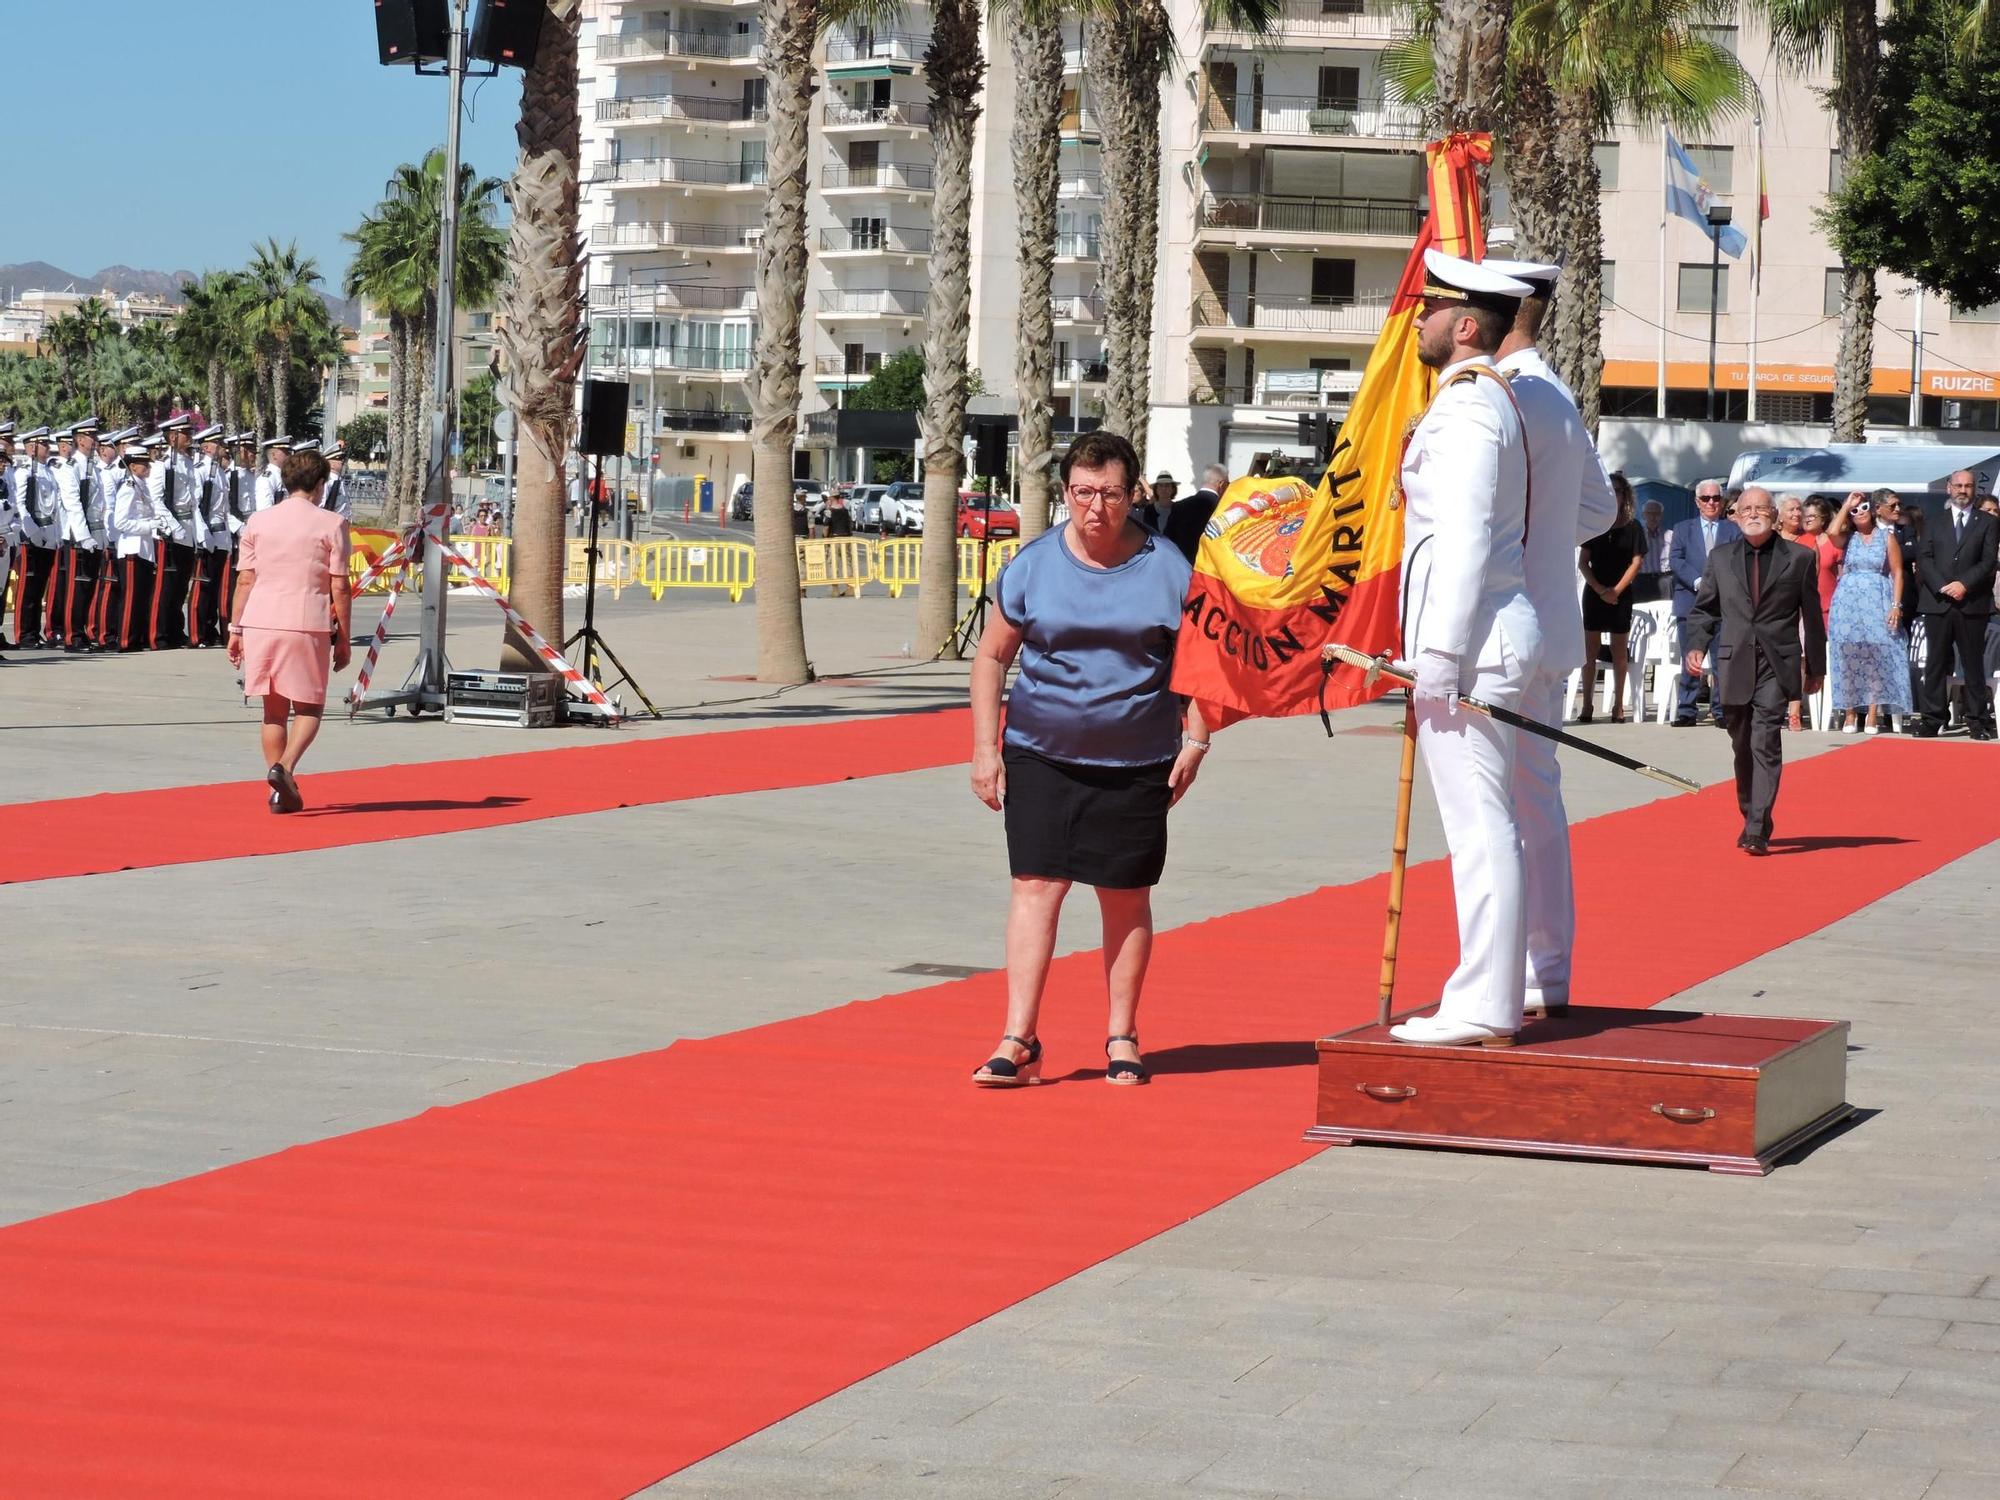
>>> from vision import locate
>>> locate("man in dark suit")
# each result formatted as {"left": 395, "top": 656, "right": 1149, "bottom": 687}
{"left": 1669, "top": 480, "right": 1742, "bottom": 725}
{"left": 1684, "top": 489, "right": 1827, "bottom": 855}
{"left": 1163, "top": 462, "right": 1227, "bottom": 564}
{"left": 1910, "top": 471, "right": 1998, "bottom": 738}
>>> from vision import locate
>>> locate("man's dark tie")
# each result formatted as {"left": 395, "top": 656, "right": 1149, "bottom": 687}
{"left": 1955, "top": 510, "right": 1966, "bottom": 543}
{"left": 1750, "top": 544, "right": 1762, "bottom": 609}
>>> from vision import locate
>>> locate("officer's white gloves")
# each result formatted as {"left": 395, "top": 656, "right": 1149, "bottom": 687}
{"left": 1411, "top": 649, "right": 1462, "bottom": 714}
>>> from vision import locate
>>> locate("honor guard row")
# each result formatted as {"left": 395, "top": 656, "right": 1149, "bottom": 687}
{"left": 3, "top": 421, "right": 348, "bottom": 657}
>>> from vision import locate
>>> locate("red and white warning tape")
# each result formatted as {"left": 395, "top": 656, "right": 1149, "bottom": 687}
{"left": 346, "top": 568, "right": 407, "bottom": 709}
{"left": 436, "top": 539, "right": 614, "bottom": 710}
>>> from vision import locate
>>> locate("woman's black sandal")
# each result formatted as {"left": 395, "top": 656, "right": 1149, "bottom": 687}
{"left": 1105, "top": 1034, "right": 1149, "bottom": 1086}
{"left": 972, "top": 1034, "right": 1042, "bottom": 1088}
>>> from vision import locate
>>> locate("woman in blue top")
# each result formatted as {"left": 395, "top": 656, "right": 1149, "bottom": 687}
{"left": 967, "top": 430, "right": 1211, "bottom": 1088}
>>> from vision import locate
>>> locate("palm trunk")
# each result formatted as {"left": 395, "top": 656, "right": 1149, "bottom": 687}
{"left": 1011, "top": 16, "right": 1065, "bottom": 544}
{"left": 497, "top": 1, "right": 584, "bottom": 670}
{"left": 223, "top": 366, "right": 240, "bottom": 431}
{"left": 207, "top": 356, "right": 225, "bottom": 431}
{"left": 1830, "top": 0, "right": 1883, "bottom": 442}
{"left": 745, "top": 0, "right": 815, "bottom": 683}
{"left": 406, "top": 312, "right": 438, "bottom": 528}
{"left": 916, "top": 0, "right": 987, "bottom": 658}
{"left": 1091, "top": 1, "right": 1169, "bottom": 463}
{"left": 1551, "top": 87, "right": 1603, "bottom": 434}
{"left": 1432, "top": 0, "right": 1514, "bottom": 212}
{"left": 273, "top": 335, "right": 292, "bottom": 436}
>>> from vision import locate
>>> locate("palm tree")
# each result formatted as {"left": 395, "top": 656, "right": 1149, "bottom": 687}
{"left": 1388, "top": 0, "right": 1752, "bottom": 430}
{"left": 72, "top": 299, "right": 118, "bottom": 414}
{"left": 1750, "top": 0, "right": 1883, "bottom": 440}
{"left": 495, "top": 1, "right": 585, "bottom": 673}
{"left": 914, "top": 0, "right": 990, "bottom": 657}
{"left": 346, "top": 149, "right": 509, "bottom": 524}
{"left": 175, "top": 273, "right": 242, "bottom": 425}
{"left": 242, "top": 240, "right": 327, "bottom": 438}
{"left": 746, "top": 0, "right": 823, "bottom": 684}
{"left": 1007, "top": 3, "right": 1068, "bottom": 543}
{"left": 1433, "top": 0, "right": 1519, "bottom": 138}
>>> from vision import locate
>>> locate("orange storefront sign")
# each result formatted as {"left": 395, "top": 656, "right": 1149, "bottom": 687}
{"left": 1601, "top": 359, "right": 2000, "bottom": 399}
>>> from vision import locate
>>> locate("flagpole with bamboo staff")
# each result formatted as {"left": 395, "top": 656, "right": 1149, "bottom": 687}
{"left": 1657, "top": 132, "right": 1670, "bottom": 418}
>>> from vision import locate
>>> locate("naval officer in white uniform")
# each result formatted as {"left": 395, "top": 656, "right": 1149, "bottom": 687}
{"left": 1484, "top": 256, "right": 1620, "bottom": 1018}
{"left": 1390, "top": 251, "right": 1540, "bottom": 1047}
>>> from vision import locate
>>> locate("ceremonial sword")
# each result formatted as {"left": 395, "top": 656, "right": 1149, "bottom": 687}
{"left": 1321, "top": 644, "right": 1703, "bottom": 794}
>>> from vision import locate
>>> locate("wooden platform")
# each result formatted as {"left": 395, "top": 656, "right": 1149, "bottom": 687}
{"left": 1309, "top": 1007, "right": 1854, "bottom": 1175}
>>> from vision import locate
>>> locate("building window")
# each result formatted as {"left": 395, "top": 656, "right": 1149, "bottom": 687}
{"left": 1950, "top": 300, "right": 2000, "bottom": 323}
{"left": 1600, "top": 261, "right": 1615, "bottom": 308}
{"left": 1316, "top": 66, "right": 1360, "bottom": 111}
{"left": 1828, "top": 149, "right": 1845, "bottom": 193}
{"left": 1684, "top": 145, "right": 1733, "bottom": 195}
{"left": 1823, "top": 269, "right": 1846, "bottom": 317}
{"left": 1678, "top": 262, "right": 1728, "bottom": 314}
{"left": 1593, "top": 142, "right": 1619, "bottom": 191}
{"left": 1310, "top": 258, "right": 1356, "bottom": 305}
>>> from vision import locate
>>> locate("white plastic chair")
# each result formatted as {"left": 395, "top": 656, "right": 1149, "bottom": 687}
{"left": 1564, "top": 605, "right": 1659, "bottom": 722}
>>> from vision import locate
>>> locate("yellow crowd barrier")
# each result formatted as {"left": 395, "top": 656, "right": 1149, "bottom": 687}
{"left": 957, "top": 537, "right": 1021, "bottom": 598}
{"left": 874, "top": 538, "right": 923, "bottom": 599}
{"left": 451, "top": 535, "right": 513, "bottom": 592}
{"left": 565, "top": 537, "right": 638, "bottom": 597}
{"left": 796, "top": 538, "right": 873, "bottom": 598}
{"left": 640, "top": 538, "right": 756, "bottom": 602}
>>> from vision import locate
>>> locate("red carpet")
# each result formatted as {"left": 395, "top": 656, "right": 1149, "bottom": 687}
{"left": 2, "top": 708, "right": 971, "bottom": 885}
{"left": 0, "top": 739, "right": 1990, "bottom": 1498}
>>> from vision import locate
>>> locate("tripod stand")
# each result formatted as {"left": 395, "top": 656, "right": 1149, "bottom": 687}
{"left": 563, "top": 455, "right": 661, "bottom": 717}
{"left": 943, "top": 485, "right": 996, "bottom": 659}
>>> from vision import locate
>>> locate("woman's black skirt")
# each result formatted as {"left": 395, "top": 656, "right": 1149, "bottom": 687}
{"left": 1003, "top": 745, "right": 1173, "bottom": 888}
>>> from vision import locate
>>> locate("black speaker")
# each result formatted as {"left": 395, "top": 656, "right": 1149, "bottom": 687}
{"left": 374, "top": 0, "right": 450, "bottom": 65}
{"left": 471, "top": 0, "right": 545, "bottom": 67}
{"left": 581, "top": 380, "right": 629, "bottom": 458}
{"left": 973, "top": 421, "right": 1009, "bottom": 481}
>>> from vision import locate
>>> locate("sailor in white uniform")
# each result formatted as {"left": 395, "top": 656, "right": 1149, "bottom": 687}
{"left": 256, "top": 436, "right": 291, "bottom": 511}
{"left": 1390, "top": 251, "right": 1541, "bottom": 1047}
{"left": 1483, "top": 256, "right": 1620, "bottom": 1018}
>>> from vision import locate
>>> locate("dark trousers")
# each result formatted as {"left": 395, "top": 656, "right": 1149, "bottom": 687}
{"left": 13, "top": 542, "right": 57, "bottom": 644}
{"left": 115, "top": 556, "right": 156, "bottom": 652}
{"left": 1918, "top": 607, "right": 1994, "bottom": 732}
{"left": 189, "top": 549, "right": 228, "bottom": 646}
{"left": 1673, "top": 614, "right": 1716, "bottom": 721}
{"left": 150, "top": 541, "right": 194, "bottom": 648}
{"left": 1724, "top": 666, "right": 1787, "bottom": 841}
{"left": 91, "top": 551, "right": 120, "bottom": 645}
{"left": 56, "top": 545, "right": 106, "bottom": 646}
{"left": 218, "top": 544, "right": 241, "bottom": 626}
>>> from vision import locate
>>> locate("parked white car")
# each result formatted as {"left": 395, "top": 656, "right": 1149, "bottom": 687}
{"left": 879, "top": 481, "right": 927, "bottom": 534}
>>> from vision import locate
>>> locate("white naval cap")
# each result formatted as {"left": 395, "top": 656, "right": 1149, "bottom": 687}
{"left": 158, "top": 414, "right": 192, "bottom": 434}
{"left": 120, "top": 444, "right": 153, "bottom": 463}
{"left": 22, "top": 425, "right": 52, "bottom": 443}
{"left": 1422, "top": 249, "right": 1535, "bottom": 311}
{"left": 263, "top": 434, "right": 293, "bottom": 450}
{"left": 194, "top": 423, "right": 225, "bottom": 443}
{"left": 1480, "top": 255, "right": 1563, "bottom": 293}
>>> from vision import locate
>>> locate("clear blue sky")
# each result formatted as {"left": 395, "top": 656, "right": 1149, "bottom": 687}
{"left": 2, "top": 0, "right": 523, "bottom": 288}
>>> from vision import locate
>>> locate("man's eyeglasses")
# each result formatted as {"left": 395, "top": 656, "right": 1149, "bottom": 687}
{"left": 1696, "top": 492, "right": 1722, "bottom": 503}
{"left": 1066, "top": 484, "right": 1130, "bottom": 507}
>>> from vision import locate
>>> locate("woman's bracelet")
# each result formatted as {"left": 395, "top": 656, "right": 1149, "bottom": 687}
{"left": 228, "top": 624, "right": 244, "bottom": 635}
{"left": 1183, "top": 735, "right": 1210, "bottom": 752}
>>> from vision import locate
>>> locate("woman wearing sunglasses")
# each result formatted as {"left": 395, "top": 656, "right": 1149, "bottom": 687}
{"left": 1825, "top": 489, "right": 1911, "bottom": 733}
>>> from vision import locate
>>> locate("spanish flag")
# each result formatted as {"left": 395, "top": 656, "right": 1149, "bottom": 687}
{"left": 1171, "top": 135, "right": 1492, "bottom": 727}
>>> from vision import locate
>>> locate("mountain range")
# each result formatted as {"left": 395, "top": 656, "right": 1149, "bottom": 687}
{"left": 1, "top": 261, "right": 360, "bottom": 329}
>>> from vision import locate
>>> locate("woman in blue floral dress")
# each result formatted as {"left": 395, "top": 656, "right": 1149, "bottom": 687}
{"left": 1827, "top": 491, "right": 1911, "bottom": 733}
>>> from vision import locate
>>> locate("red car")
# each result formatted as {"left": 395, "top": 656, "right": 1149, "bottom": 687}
{"left": 956, "top": 496, "right": 1020, "bottom": 539}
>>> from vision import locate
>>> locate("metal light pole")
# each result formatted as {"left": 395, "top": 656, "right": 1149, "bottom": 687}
{"left": 1704, "top": 205, "right": 1733, "bottom": 422}
{"left": 1908, "top": 288, "right": 1925, "bottom": 428}
{"left": 408, "top": 0, "right": 469, "bottom": 709}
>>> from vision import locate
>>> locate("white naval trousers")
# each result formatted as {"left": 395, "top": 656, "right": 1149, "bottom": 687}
{"left": 1416, "top": 651, "right": 1529, "bottom": 1031}
{"left": 1511, "top": 664, "right": 1572, "bottom": 1004}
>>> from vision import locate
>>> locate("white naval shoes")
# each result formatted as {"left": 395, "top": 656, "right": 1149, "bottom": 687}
{"left": 1523, "top": 987, "right": 1570, "bottom": 1017}
{"left": 1387, "top": 1014, "right": 1517, "bottom": 1047}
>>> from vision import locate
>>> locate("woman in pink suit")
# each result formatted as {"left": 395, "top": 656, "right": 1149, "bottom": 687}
{"left": 225, "top": 449, "right": 353, "bottom": 813}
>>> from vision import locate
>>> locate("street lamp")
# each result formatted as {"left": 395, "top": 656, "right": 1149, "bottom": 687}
{"left": 1705, "top": 205, "right": 1733, "bottom": 422}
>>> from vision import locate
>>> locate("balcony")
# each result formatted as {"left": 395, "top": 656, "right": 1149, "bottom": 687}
{"left": 815, "top": 356, "right": 885, "bottom": 382}
{"left": 1057, "top": 170, "right": 1102, "bottom": 199}
{"left": 590, "top": 221, "right": 762, "bottom": 254}
{"left": 590, "top": 156, "right": 768, "bottom": 190}
{"left": 1051, "top": 293, "right": 1105, "bottom": 324}
{"left": 822, "top": 99, "right": 933, "bottom": 131}
{"left": 817, "top": 288, "right": 929, "bottom": 319}
{"left": 1195, "top": 370, "right": 1365, "bottom": 408}
{"left": 1197, "top": 91, "right": 1425, "bottom": 144}
{"left": 821, "top": 162, "right": 935, "bottom": 194}
{"left": 819, "top": 225, "right": 932, "bottom": 255}
{"left": 1055, "top": 359, "right": 1111, "bottom": 384}
{"left": 607, "top": 346, "right": 753, "bottom": 375}
{"left": 591, "top": 284, "right": 757, "bottom": 315}
{"left": 825, "top": 31, "right": 931, "bottom": 70}
{"left": 596, "top": 27, "right": 761, "bottom": 65}
{"left": 1060, "top": 108, "right": 1102, "bottom": 141}
{"left": 1191, "top": 292, "right": 1392, "bottom": 340}
{"left": 1054, "top": 233, "right": 1100, "bottom": 260}
{"left": 1197, "top": 193, "right": 1423, "bottom": 242}
{"left": 655, "top": 408, "right": 753, "bottom": 436}
{"left": 1205, "top": 0, "right": 1403, "bottom": 49}
{"left": 596, "top": 95, "right": 765, "bottom": 128}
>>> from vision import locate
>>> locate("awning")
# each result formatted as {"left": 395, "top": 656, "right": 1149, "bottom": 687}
{"left": 824, "top": 63, "right": 915, "bottom": 80}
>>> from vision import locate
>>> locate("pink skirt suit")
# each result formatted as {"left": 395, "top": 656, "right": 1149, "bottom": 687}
{"left": 237, "top": 498, "right": 349, "bottom": 704}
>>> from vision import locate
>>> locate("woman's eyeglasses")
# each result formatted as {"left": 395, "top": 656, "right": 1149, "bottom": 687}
{"left": 1066, "top": 485, "right": 1130, "bottom": 507}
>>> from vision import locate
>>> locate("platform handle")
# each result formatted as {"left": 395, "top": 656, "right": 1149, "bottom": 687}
{"left": 1356, "top": 1083, "right": 1417, "bottom": 1101}
{"left": 1652, "top": 1103, "right": 1716, "bottom": 1123}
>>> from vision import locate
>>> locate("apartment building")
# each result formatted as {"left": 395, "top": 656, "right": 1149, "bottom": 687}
{"left": 577, "top": 1, "right": 2000, "bottom": 497}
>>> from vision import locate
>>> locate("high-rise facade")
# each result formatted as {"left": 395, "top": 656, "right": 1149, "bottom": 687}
{"left": 577, "top": 1, "right": 2000, "bottom": 498}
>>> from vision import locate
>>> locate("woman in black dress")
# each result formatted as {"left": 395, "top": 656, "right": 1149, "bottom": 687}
{"left": 1577, "top": 472, "right": 1647, "bottom": 723}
